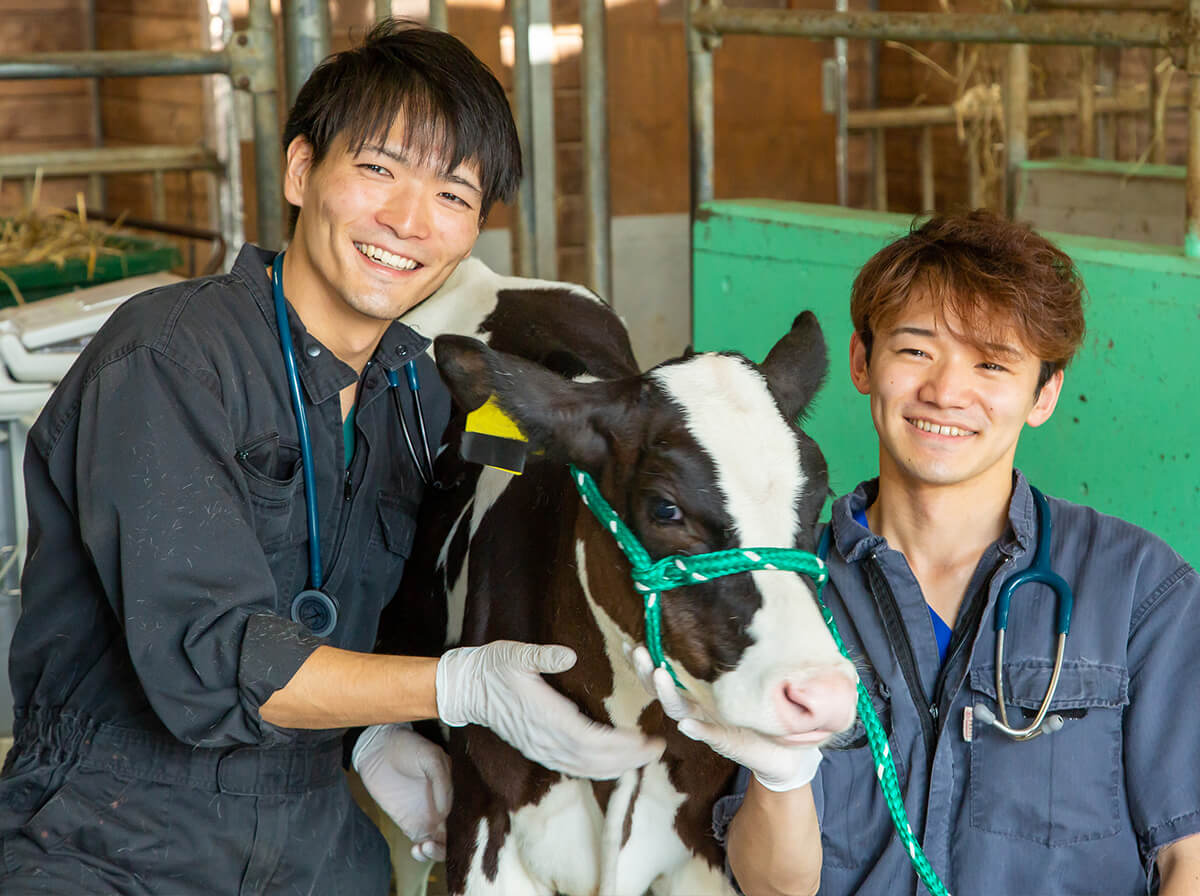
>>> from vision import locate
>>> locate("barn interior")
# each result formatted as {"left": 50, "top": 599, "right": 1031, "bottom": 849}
{"left": 0, "top": 0, "right": 1197, "bottom": 892}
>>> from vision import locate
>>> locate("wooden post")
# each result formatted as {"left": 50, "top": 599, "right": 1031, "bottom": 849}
{"left": 1079, "top": 46, "right": 1096, "bottom": 156}
{"left": 920, "top": 125, "right": 935, "bottom": 212}
{"left": 872, "top": 127, "right": 888, "bottom": 211}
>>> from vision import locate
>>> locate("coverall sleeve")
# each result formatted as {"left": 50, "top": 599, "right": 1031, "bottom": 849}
{"left": 67, "top": 343, "right": 321, "bottom": 747}
{"left": 1122, "top": 556, "right": 1200, "bottom": 869}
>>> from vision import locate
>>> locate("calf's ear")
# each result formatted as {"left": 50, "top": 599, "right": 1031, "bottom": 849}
{"left": 759, "top": 310, "right": 828, "bottom": 423}
{"left": 434, "top": 334, "right": 634, "bottom": 472}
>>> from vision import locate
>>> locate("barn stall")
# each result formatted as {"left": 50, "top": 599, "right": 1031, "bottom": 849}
{"left": 0, "top": 0, "right": 1196, "bottom": 892}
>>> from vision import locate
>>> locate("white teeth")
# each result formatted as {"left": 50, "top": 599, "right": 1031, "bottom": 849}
{"left": 354, "top": 242, "right": 419, "bottom": 271}
{"left": 911, "top": 418, "right": 973, "bottom": 437}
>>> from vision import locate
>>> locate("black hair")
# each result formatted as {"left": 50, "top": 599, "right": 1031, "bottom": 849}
{"left": 282, "top": 18, "right": 521, "bottom": 224}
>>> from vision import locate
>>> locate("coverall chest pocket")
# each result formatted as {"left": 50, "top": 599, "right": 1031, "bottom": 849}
{"left": 359, "top": 492, "right": 418, "bottom": 583}
{"left": 818, "top": 668, "right": 907, "bottom": 869}
{"left": 968, "top": 660, "right": 1128, "bottom": 846}
{"left": 236, "top": 432, "right": 304, "bottom": 552}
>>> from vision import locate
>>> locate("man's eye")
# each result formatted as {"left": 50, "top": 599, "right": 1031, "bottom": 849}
{"left": 359, "top": 164, "right": 389, "bottom": 176}
{"left": 979, "top": 362, "right": 1008, "bottom": 372}
{"left": 649, "top": 497, "right": 682, "bottom": 523}
{"left": 439, "top": 191, "right": 468, "bottom": 207}
{"left": 899, "top": 348, "right": 927, "bottom": 358}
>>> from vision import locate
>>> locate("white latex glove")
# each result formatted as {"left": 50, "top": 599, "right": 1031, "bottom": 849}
{"left": 352, "top": 724, "right": 451, "bottom": 862}
{"left": 436, "top": 640, "right": 664, "bottom": 780}
{"left": 630, "top": 645, "right": 823, "bottom": 792}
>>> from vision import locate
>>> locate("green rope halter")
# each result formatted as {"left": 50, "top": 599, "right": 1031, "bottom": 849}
{"left": 569, "top": 465, "right": 952, "bottom": 896}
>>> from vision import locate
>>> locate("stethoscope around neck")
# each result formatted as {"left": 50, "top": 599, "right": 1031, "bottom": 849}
{"left": 270, "top": 251, "right": 435, "bottom": 637}
{"left": 819, "top": 485, "right": 1075, "bottom": 743}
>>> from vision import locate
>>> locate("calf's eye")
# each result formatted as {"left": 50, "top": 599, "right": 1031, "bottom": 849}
{"left": 649, "top": 497, "right": 683, "bottom": 523}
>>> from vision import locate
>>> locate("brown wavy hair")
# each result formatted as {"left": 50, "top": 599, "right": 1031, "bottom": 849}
{"left": 850, "top": 210, "right": 1086, "bottom": 392}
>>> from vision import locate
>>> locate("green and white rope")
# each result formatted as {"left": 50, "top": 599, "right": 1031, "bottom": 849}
{"left": 570, "top": 465, "right": 952, "bottom": 896}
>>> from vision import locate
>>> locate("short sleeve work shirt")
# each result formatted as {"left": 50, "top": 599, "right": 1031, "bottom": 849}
{"left": 715, "top": 472, "right": 1200, "bottom": 895}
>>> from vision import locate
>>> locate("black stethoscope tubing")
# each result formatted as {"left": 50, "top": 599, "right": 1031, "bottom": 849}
{"left": 270, "top": 251, "right": 433, "bottom": 636}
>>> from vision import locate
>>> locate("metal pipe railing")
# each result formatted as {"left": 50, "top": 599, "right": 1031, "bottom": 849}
{"left": 689, "top": 8, "right": 1183, "bottom": 48}
{"left": 283, "top": 0, "right": 331, "bottom": 106}
{"left": 511, "top": 0, "right": 539, "bottom": 277}
{"left": 0, "top": 11, "right": 283, "bottom": 253}
{"left": 0, "top": 50, "right": 231, "bottom": 79}
{"left": 687, "top": 0, "right": 1200, "bottom": 258}
{"left": 581, "top": 0, "right": 612, "bottom": 299}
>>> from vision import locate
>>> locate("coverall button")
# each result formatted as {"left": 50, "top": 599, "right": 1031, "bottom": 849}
{"left": 306, "top": 345, "right": 321, "bottom": 358}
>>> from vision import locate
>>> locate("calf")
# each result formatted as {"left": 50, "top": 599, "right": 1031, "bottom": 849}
{"left": 392, "top": 262, "right": 858, "bottom": 895}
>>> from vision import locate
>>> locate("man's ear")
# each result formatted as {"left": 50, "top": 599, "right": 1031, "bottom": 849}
{"left": 283, "top": 135, "right": 315, "bottom": 208}
{"left": 1027, "top": 369, "right": 1064, "bottom": 427}
{"left": 849, "top": 331, "right": 872, "bottom": 396}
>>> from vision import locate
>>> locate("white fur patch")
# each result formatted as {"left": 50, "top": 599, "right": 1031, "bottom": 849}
{"left": 400, "top": 256, "right": 604, "bottom": 353}
{"left": 651, "top": 356, "right": 802, "bottom": 547}
{"left": 651, "top": 354, "right": 856, "bottom": 735}
{"left": 443, "top": 466, "right": 517, "bottom": 646}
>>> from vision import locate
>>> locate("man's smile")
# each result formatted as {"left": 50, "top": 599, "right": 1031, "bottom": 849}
{"left": 906, "top": 416, "right": 977, "bottom": 438}
{"left": 354, "top": 241, "right": 422, "bottom": 272}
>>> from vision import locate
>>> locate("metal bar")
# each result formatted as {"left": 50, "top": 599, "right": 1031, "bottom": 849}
{"left": 248, "top": 0, "right": 283, "bottom": 250}
{"left": 511, "top": 0, "right": 537, "bottom": 277}
{"left": 528, "top": 0, "right": 557, "bottom": 278}
{"left": 428, "top": 0, "right": 449, "bottom": 32}
{"left": 283, "top": 0, "right": 331, "bottom": 106}
{"left": 1186, "top": 0, "right": 1199, "bottom": 257}
{"left": 85, "top": 0, "right": 105, "bottom": 213}
{"left": 688, "top": 0, "right": 716, "bottom": 211}
{"left": 0, "top": 50, "right": 230, "bottom": 80}
{"left": 1079, "top": 47, "right": 1097, "bottom": 154}
{"left": 846, "top": 90, "right": 1166, "bottom": 128}
{"left": 0, "top": 146, "right": 220, "bottom": 179}
{"left": 689, "top": 7, "right": 1184, "bottom": 48}
{"left": 835, "top": 0, "right": 849, "bottom": 206}
{"left": 581, "top": 0, "right": 612, "bottom": 299}
{"left": 1032, "top": 0, "right": 1181, "bottom": 11}
{"left": 1006, "top": 43, "right": 1029, "bottom": 215}
{"left": 920, "top": 125, "right": 934, "bottom": 212}
{"left": 872, "top": 127, "right": 887, "bottom": 210}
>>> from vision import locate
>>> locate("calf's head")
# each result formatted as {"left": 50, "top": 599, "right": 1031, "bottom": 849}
{"left": 434, "top": 311, "right": 857, "bottom": 744}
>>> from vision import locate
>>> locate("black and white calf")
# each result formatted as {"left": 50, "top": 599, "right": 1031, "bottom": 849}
{"left": 389, "top": 259, "right": 858, "bottom": 895}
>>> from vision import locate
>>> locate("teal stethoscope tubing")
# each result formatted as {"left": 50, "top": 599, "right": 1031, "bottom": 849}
{"left": 270, "top": 251, "right": 432, "bottom": 633}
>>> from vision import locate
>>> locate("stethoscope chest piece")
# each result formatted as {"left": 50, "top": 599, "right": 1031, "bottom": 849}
{"left": 291, "top": 589, "right": 338, "bottom": 638}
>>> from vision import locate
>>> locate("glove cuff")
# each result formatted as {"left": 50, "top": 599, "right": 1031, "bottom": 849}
{"left": 350, "top": 722, "right": 410, "bottom": 772}
{"left": 754, "top": 747, "right": 824, "bottom": 793}
{"left": 435, "top": 647, "right": 475, "bottom": 727}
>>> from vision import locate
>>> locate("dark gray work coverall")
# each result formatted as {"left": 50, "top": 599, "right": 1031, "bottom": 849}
{"left": 0, "top": 244, "right": 449, "bottom": 895}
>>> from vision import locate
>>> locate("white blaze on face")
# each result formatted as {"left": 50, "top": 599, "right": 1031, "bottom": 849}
{"left": 650, "top": 356, "right": 857, "bottom": 737}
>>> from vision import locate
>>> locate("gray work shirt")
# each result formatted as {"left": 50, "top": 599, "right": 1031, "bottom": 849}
{"left": 714, "top": 472, "right": 1199, "bottom": 895}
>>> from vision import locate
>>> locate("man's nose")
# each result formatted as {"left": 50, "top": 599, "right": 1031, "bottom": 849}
{"left": 378, "top": 186, "right": 432, "bottom": 240}
{"left": 919, "top": 360, "right": 971, "bottom": 406}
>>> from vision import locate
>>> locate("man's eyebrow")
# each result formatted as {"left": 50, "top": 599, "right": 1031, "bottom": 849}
{"left": 890, "top": 326, "right": 937, "bottom": 338}
{"left": 443, "top": 171, "right": 482, "bottom": 197}
{"left": 361, "top": 143, "right": 482, "bottom": 197}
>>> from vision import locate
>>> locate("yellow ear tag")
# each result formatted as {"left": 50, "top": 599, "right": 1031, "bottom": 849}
{"left": 461, "top": 396, "right": 529, "bottom": 475}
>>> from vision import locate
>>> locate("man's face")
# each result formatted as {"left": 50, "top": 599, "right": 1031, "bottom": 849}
{"left": 282, "top": 118, "right": 482, "bottom": 342}
{"left": 849, "top": 291, "right": 1063, "bottom": 494}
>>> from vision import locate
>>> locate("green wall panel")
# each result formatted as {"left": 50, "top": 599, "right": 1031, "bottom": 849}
{"left": 693, "top": 200, "right": 1200, "bottom": 564}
